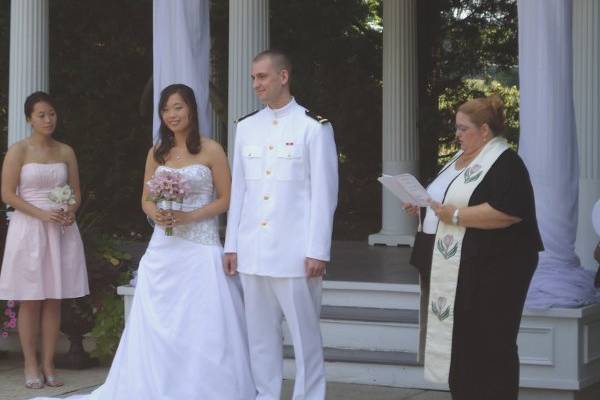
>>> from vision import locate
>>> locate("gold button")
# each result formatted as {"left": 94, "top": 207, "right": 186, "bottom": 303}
{"left": 268, "top": 145, "right": 274, "bottom": 150}
{"left": 272, "top": 120, "right": 278, "bottom": 126}
{"left": 266, "top": 170, "right": 272, "bottom": 176}
{"left": 263, "top": 195, "right": 270, "bottom": 200}
{"left": 261, "top": 221, "right": 268, "bottom": 226}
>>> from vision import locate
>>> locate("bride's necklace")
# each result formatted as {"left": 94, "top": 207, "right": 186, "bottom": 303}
{"left": 171, "top": 147, "right": 186, "bottom": 161}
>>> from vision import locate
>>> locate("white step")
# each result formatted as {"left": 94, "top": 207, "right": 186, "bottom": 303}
{"left": 322, "top": 281, "right": 420, "bottom": 310}
{"left": 282, "top": 346, "right": 445, "bottom": 390}
{"left": 116, "top": 283, "right": 600, "bottom": 398}
{"left": 283, "top": 306, "right": 419, "bottom": 353}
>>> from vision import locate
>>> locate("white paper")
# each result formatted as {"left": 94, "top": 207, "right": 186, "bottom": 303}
{"left": 378, "top": 173, "right": 431, "bottom": 207}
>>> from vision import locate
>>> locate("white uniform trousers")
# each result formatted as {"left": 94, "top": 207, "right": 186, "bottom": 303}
{"left": 240, "top": 273, "right": 326, "bottom": 400}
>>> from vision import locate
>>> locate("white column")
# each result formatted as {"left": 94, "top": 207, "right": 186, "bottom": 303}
{"left": 369, "top": 0, "right": 419, "bottom": 247}
{"left": 8, "top": 0, "right": 49, "bottom": 146}
{"left": 227, "top": 0, "right": 269, "bottom": 159}
{"left": 573, "top": 0, "right": 600, "bottom": 270}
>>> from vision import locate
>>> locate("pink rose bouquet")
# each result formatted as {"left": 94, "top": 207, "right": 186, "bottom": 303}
{"left": 146, "top": 170, "right": 191, "bottom": 236}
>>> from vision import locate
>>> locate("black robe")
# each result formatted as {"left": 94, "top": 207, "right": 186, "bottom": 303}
{"left": 411, "top": 149, "right": 543, "bottom": 400}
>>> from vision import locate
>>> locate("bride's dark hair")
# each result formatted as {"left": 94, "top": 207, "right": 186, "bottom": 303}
{"left": 153, "top": 84, "right": 202, "bottom": 164}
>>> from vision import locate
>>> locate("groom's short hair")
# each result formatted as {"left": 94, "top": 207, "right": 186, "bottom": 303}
{"left": 253, "top": 49, "right": 293, "bottom": 77}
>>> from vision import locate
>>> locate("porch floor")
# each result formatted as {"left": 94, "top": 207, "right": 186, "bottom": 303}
{"left": 0, "top": 352, "right": 451, "bottom": 400}
{"left": 326, "top": 240, "right": 418, "bottom": 284}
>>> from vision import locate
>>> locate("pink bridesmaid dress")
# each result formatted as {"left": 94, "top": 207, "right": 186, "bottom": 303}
{"left": 0, "top": 163, "right": 89, "bottom": 300}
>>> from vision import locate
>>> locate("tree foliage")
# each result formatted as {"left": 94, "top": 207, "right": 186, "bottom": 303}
{"left": 211, "top": 0, "right": 384, "bottom": 239}
{"left": 48, "top": 0, "right": 154, "bottom": 235}
{"left": 0, "top": 0, "right": 9, "bottom": 152}
{"left": 271, "top": 0, "right": 384, "bottom": 239}
{"left": 0, "top": 0, "right": 518, "bottom": 241}
{"left": 418, "top": 0, "right": 518, "bottom": 178}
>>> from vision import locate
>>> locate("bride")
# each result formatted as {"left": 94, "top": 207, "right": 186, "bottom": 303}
{"left": 34, "top": 83, "right": 255, "bottom": 399}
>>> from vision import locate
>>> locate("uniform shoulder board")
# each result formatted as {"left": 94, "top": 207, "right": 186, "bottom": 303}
{"left": 305, "top": 110, "right": 329, "bottom": 124}
{"left": 235, "top": 109, "right": 259, "bottom": 123}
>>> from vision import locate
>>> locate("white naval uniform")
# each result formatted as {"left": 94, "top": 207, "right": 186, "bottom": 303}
{"left": 224, "top": 98, "right": 338, "bottom": 400}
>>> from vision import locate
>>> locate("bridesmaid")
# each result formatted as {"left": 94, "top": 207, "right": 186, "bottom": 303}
{"left": 0, "top": 92, "right": 89, "bottom": 389}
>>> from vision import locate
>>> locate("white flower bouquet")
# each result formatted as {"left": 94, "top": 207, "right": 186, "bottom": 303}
{"left": 48, "top": 184, "right": 77, "bottom": 208}
{"left": 48, "top": 184, "right": 77, "bottom": 233}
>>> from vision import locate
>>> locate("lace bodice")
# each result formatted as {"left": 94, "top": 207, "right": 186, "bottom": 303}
{"left": 155, "top": 164, "right": 220, "bottom": 246}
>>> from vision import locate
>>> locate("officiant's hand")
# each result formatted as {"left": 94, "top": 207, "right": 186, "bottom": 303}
{"left": 305, "top": 257, "right": 326, "bottom": 277}
{"left": 431, "top": 201, "right": 456, "bottom": 225}
{"left": 223, "top": 253, "right": 238, "bottom": 276}
{"left": 402, "top": 203, "right": 420, "bottom": 217}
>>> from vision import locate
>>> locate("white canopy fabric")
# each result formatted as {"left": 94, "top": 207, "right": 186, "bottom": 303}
{"left": 152, "top": 0, "right": 211, "bottom": 142}
{"left": 518, "top": 0, "right": 600, "bottom": 308}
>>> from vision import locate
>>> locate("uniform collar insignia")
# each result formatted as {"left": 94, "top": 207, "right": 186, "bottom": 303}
{"left": 305, "top": 110, "right": 329, "bottom": 124}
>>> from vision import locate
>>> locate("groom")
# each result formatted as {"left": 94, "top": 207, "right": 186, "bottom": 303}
{"left": 224, "top": 49, "right": 338, "bottom": 400}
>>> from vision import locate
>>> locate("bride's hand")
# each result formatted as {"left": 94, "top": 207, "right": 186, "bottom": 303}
{"left": 149, "top": 209, "right": 171, "bottom": 227}
{"left": 168, "top": 210, "right": 192, "bottom": 227}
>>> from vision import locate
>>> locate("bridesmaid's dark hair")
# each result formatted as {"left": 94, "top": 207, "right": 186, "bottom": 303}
{"left": 24, "top": 91, "right": 56, "bottom": 120}
{"left": 153, "top": 84, "right": 202, "bottom": 164}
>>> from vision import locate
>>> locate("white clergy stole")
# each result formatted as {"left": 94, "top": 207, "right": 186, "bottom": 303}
{"left": 424, "top": 137, "right": 510, "bottom": 383}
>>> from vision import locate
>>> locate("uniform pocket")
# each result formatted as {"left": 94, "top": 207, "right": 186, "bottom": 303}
{"left": 276, "top": 144, "right": 305, "bottom": 180}
{"left": 242, "top": 145, "right": 263, "bottom": 180}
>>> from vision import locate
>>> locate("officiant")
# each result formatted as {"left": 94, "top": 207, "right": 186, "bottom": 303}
{"left": 404, "top": 95, "right": 543, "bottom": 400}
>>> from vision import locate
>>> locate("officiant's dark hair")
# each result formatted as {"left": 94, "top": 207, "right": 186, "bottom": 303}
{"left": 154, "top": 84, "right": 202, "bottom": 164}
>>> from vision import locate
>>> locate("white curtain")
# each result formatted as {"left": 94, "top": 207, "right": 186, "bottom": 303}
{"left": 153, "top": 0, "right": 211, "bottom": 142}
{"left": 518, "top": 0, "right": 600, "bottom": 308}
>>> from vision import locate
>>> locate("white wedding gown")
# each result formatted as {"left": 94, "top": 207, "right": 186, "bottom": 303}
{"left": 34, "top": 164, "right": 255, "bottom": 400}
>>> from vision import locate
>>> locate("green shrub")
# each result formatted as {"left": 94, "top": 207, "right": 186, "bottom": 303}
{"left": 90, "top": 293, "right": 125, "bottom": 363}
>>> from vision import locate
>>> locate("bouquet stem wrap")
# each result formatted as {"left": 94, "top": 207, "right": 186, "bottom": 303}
{"left": 156, "top": 200, "right": 183, "bottom": 236}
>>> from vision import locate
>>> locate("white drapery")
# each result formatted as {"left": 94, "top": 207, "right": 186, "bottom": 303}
{"left": 152, "top": 0, "right": 211, "bottom": 142}
{"left": 518, "top": 0, "right": 600, "bottom": 308}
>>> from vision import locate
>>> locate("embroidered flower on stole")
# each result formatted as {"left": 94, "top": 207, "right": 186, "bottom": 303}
{"left": 431, "top": 296, "right": 451, "bottom": 321}
{"left": 464, "top": 164, "right": 483, "bottom": 183}
{"left": 436, "top": 234, "right": 458, "bottom": 259}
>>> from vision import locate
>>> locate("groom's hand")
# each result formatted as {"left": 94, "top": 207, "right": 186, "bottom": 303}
{"left": 305, "top": 257, "right": 326, "bottom": 277}
{"left": 223, "top": 253, "right": 238, "bottom": 276}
